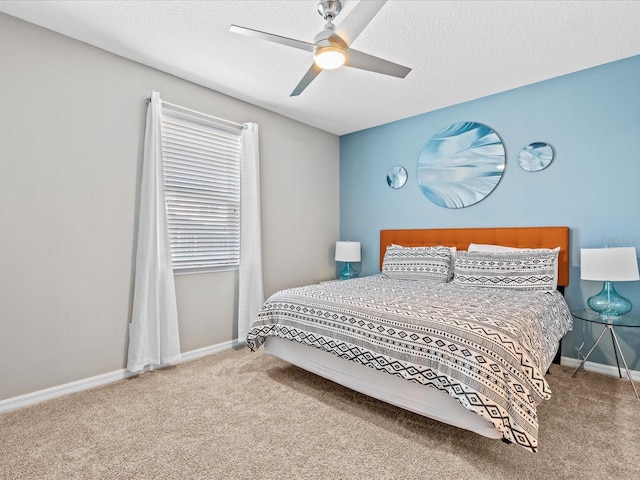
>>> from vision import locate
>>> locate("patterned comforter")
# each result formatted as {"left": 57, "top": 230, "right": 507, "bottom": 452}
{"left": 246, "top": 276, "right": 573, "bottom": 452}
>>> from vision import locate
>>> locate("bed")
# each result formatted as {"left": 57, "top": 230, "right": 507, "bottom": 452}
{"left": 247, "top": 227, "right": 572, "bottom": 452}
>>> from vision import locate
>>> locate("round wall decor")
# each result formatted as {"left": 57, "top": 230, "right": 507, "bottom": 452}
{"left": 386, "top": 166, "right": 408, "bottom": 189}
{"left": 518, "top": 142, "right": 554, "bottom": 172}
{"left": 417, "top": 122, "right": 506, "bottom": 208}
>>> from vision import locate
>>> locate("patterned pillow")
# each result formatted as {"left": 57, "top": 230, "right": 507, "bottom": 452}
{"left": 467, "top": 243, "right": 560, "bottom": 288}
{"left": 453, "top": 248, "right": 560, "bottom": 291}
{"left": 382, "top": 245, "right": 453, "bottom": 282}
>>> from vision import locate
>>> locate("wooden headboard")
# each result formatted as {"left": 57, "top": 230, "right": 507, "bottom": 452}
{"left": 380, "top": 226, "right": 570, "bottom": 286}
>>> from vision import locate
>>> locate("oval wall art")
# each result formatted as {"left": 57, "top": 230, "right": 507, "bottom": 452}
{"left": 417, "top": 122, "right": 506, "bottom": 208}
{"left": 518, "top": 142, "right": 554, "bottom": 172}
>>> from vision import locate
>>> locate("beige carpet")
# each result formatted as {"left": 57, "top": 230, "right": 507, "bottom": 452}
{"left": 1, "top": 347, "right": 638, "bottom": 480}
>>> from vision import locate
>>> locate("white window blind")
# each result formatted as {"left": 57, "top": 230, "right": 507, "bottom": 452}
{"left": 161, "top": 107, "right": 241, "bottom": 272}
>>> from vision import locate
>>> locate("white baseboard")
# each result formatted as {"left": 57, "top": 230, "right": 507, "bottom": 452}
{"left": 560, "top": 356, "right": 640, "bottom": 382}
{"left": 0, "top": 340, "right": 238, "bottom": 414}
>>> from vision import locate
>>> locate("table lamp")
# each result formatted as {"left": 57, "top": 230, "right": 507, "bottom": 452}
{"left": 580, "top": 247, "right": 640, "bottom": 319}
{"left": 335, "top": 241, "right": 361, "bottom": 280}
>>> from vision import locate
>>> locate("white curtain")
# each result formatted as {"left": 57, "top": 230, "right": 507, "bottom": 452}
{"left": 238, "top": 123, "right": 264, "bottom": 341}
{"left": 127, "top": 91, "right": 181, "bottom": 372}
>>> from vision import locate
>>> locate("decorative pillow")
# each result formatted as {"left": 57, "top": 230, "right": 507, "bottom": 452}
{"left": 382, "top": 245, "right": 453, "bottom": 282}
{"left": 467, "top": 244, "right": 560, "bottom": 288}
{"left": 453, "top": 248, "right": 560, "bottom": 291}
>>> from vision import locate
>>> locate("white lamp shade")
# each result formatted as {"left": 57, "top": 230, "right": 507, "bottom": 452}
{"left": 335, "top": 241, "right": 361, "bottom": 262}
{"left": 580, "top": 247, "right": 640, "bottom": 281}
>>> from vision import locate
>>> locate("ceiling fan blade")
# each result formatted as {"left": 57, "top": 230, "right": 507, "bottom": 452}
{"left": 335, "top": 0, "right": 387, "bottom": 46}
{"left": 345, "top": 49, "right": 411, "bottom": 78}
{"left": 290, "top": 63, "right": 323, "bottom": 97}
{"left": 229, "top": 25, "right": 315, "bottom": 52}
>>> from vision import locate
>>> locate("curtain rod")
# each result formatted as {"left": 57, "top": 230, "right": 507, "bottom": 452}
{"left": 146, "top": 97, "right": 245, "bottom": 130}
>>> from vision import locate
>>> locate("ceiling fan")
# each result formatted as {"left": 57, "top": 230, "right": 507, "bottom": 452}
{"left": 229, "top": 0, "right": 411, "bottom": 96}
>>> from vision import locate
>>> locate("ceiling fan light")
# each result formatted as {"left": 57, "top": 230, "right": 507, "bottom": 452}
{"left": 314, "top": 46, "right": 346, "bottom": 70}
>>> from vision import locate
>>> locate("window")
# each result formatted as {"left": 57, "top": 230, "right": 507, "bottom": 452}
{"left": 160, "top": 107, "right": 241, "bottom": 272}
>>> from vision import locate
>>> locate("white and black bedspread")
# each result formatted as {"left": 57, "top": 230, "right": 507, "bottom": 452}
{"left": 246, "top": 276, "right": 573, "bottom": 452}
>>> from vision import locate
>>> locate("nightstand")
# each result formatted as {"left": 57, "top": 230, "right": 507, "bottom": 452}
{"left": 571, "top": 309, "right": 640, "bottom": 399}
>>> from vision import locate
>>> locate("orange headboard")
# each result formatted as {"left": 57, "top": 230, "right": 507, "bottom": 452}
{"left": 380, "top": 226, "right": 570, "bottom": 286}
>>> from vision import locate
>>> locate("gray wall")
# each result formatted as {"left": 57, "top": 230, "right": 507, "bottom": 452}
{"left": 0, "top": 13, "right": 340, "bottom": 401}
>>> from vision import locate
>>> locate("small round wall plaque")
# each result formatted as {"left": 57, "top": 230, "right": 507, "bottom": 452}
{"left": 518, "top": 142, "right": 554, "bottom": 172}
{"left": 387, "top": 166, "right": 408, "bottom": 189}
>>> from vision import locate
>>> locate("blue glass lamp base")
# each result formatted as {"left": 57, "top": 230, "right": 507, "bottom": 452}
{"left": 587, "top": 281, "right": 633, "bottom": 319}
{"left": 338, "top": 262, "right": 359, "bottom": 280}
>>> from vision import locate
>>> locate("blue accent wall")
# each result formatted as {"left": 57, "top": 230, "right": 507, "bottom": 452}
{"left": 340, "top": 54, "right": 640, "bottom": 369}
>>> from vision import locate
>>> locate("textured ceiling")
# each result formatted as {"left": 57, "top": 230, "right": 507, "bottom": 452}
{"left": 2, "top": 0, "right": 639, "bottom": 135}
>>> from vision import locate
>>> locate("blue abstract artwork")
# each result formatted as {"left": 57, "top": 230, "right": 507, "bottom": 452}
{"left": 386, "top": 166, "right": 408, "bottom": 189}
{"left": 518, "top": 142, "right": 554, "bottom": 172}
{"left": 417, "top": 122, "right": 505, "bottom": 208}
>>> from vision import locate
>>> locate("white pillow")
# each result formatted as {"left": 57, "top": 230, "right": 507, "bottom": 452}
{"left": 468, "top": 243, "right": 556, "bottom": 253}
{"left": 468, "top": 243, "right": 516, "bottom": 253}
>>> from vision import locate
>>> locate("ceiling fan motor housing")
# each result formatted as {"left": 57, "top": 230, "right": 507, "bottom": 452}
{"left": 317, "top": 0, "right": 342, "bottom": 21}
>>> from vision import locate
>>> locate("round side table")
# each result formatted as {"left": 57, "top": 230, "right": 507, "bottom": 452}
{"left": 571, "top": 309, "right": 640, "bottom": 399}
